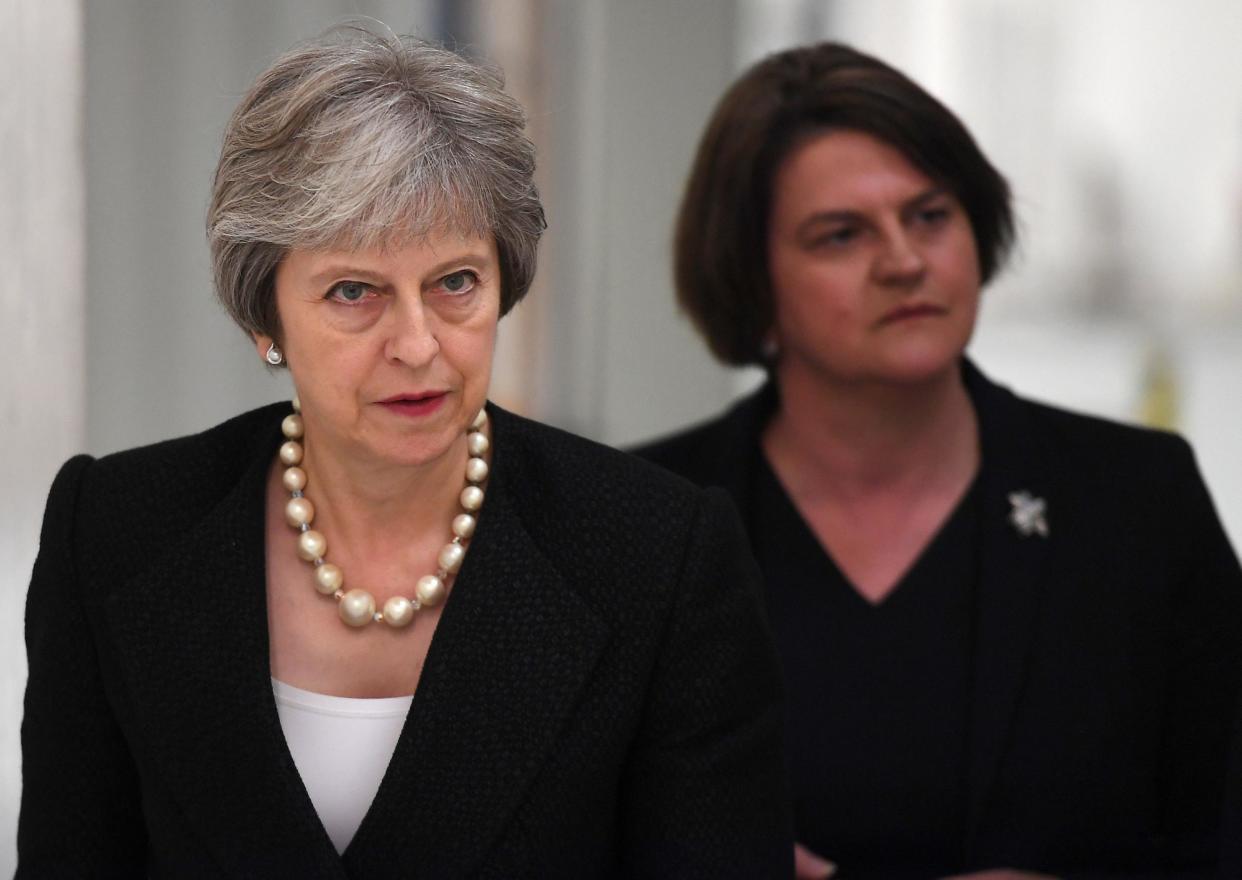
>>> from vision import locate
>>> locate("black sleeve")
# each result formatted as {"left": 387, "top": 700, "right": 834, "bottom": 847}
{"left": 1223, "top": 694, "right": 1242, "bottom": 878}
{"left": 17, "top": 455, "right": 147, "bottom": 878}
{"left": 1064, "top": 443, "right": 1242, "bottom": 876}
{"left": 1159, "top": 439, "right": 1242, "bottom": 873}
{"left": 618, "top": 487, "right": 793, "bottom": 878}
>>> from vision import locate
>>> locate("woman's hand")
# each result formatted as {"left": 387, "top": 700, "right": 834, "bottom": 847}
{"left": 792, "top": 849, "right": 1058, "bottom": 880}
{"left": 940, "top": 871, "right": 1058, "bottom": 879}
{"left": 793, "top": 842, "right": 836, "bottom": 878}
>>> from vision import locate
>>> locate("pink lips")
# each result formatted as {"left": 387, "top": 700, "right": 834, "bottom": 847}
{"left": 377, "top": 391, "right": 447, "bottom": 417}
{"left": 879, "top": 303, "right": 946, "bottom": 325}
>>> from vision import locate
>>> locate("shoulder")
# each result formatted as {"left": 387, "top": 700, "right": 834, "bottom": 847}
{"left": 77, "top": 402, "right": 282, "bottom": 477}
{"left": 1001, "top": 386, "right": 1196, "bottom": 480}
{"left": 492, "top": 404, "right": 714, "bottom": 522}
{"left": 976, "top": 374, "right": 1221, "bottom": 563}
{"left": 43, "top": 404, "right": 285, "bottom": 574}
{"left": 631, "top": 414, "right": 733, "bottom": 477}
{"left": 486, "top": 406, "right": 771, "bottom": 691}
{"left": 489, "top": 404, "right": 749, "bottom": 590}
{"left": 965, "top": 359, "right": 1196, "bottom": 483}
{"left": 75, "top": 403, "right": 282, "bottom": 507}
{"left": 629, "top": 382, "right": 775, "bottom": 486}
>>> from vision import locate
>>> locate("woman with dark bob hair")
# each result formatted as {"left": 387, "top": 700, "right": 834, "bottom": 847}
{"left": 636, "top": 42, "right": 1242, "bottom": 877}
{"left": 17, "top": 27, "right": 792, "bottom": 877}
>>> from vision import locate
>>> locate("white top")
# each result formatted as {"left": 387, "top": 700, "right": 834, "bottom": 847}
{"left": 271, "top": 678, "right": 413, "bottom": 854}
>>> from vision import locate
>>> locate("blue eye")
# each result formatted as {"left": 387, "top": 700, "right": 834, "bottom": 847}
{"left": 440, "top": 271, "right": 478, "bottom": 295}
{"left": 327, "top": 281, "right": 371, "bottom": 304}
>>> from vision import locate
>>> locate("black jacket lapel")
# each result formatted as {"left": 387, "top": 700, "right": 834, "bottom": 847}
{"left": 962, "top": 361, "right": 1055, "bottom": 853}
{"left": 104, "top": 420, "right": 345, "bottom": 878}
{"left": 343, "top": 408, "right": 611, "bottom": 879}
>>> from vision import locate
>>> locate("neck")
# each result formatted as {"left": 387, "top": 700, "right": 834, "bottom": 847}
{"left": 763, "top": 361, "right": 979, "bottom": 501}
{"left": 299, "top": 432, "right": 472, "bottom": 557}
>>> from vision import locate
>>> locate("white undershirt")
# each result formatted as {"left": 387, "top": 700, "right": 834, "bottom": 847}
{"left": 271, "top": 678, "right": 413, "bottom": 854}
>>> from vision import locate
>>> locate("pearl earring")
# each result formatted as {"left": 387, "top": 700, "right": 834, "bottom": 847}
{"left": 265, "top": 343, "right": 284, "bottom": 366}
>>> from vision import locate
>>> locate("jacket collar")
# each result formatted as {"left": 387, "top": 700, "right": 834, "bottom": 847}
{"left": 105, "top": 404, "right": 610, "bottom": 878}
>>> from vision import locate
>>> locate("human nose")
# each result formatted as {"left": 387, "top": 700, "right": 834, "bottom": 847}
{"left": 872, "top": 227, "right": 927, "bottom": 286}
{"left": 383, "top": 296, "right": 440, "bottom": 368}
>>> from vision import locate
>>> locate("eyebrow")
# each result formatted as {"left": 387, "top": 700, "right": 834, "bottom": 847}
{"left": 306, "top": 252, "right": 496, "bottom": 288}
{"left": 794, "top": 186, "right": 951, "bottom": 238}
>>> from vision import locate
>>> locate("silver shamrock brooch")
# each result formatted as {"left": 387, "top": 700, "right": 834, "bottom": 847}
{"left": 1008, "top": 490, "right": 1049, "bottom": 538}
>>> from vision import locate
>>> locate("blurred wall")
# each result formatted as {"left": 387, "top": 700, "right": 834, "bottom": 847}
{"left": 508, "top": 0, "right": 744, "bottom": 442}
{"left": 0, "top": 2, "right": 84, "bottom": 872}
{"left": 468, "top": 0, "right": 747, "bottom": 440}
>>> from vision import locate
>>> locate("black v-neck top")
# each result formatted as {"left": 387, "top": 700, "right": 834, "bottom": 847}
{"left": 749, "top": 451, "right": 983, "bottom": 879}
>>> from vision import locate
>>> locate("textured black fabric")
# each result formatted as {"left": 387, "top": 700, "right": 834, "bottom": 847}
{"left": 1224, "top": 696, "right": 1242, "bottom": 878}
{"left": 19, "top": 403, "right": 794, "bottom": 879}
{"left": 751, "top": 455, "right": 980, "bottom": 877}
{"left": 634, "top": 360, "right": 1242, "bottom": 877}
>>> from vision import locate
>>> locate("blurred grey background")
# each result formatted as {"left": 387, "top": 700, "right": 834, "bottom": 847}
{"left": 3, "top": 0, "right": 1241, "bottom": 870}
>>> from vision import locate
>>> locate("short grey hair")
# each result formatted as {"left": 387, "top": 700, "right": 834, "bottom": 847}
{"left": 208, "top": 25, "right": 546, "bottom": 339}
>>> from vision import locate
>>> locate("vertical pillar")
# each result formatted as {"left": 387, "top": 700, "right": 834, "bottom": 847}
{"left": 533, "top": 0, "right": 746, "bottom": 444}
{"left": 0, "top": 0, "right": 85, "bottom": 872}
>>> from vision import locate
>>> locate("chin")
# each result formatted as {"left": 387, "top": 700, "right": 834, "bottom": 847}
{"left": 363, "top": 427, "right": 460, "bottom": 469}
{"left": 878, "top": 346, "right": 964, "bottom": 386}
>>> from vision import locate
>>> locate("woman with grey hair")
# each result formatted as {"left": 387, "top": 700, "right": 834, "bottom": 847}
{"left": 17, "top": 27, "right": 792, "bottom": 878}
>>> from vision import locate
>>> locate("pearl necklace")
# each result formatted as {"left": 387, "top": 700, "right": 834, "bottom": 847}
{"left": 277, "top": 396, "right": 491, "bottom": 629}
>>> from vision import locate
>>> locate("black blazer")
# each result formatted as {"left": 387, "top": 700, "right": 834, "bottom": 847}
{"left": 634, "top": 362, "right": 1242, "bottom": 877}
{"left": 18, "top": 403, "right": 793, "bottom": 879}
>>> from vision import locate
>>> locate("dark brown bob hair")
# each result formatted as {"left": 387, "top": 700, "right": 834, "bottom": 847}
{"left": 676, "top": 42, "right": 1015, "bottom": 366}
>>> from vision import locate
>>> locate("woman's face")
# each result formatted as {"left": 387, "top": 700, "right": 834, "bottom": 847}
{"left": 259, "top": 232, "right": 500, "bottom": 470}
{"left": 766, "top": 129, "right": 982, "bottom": 389}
